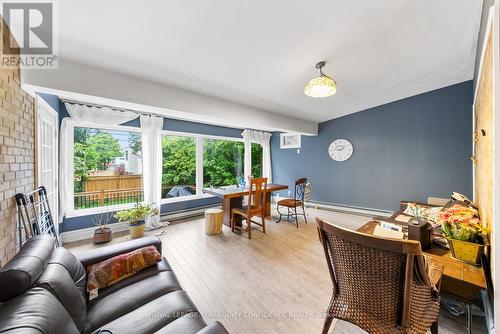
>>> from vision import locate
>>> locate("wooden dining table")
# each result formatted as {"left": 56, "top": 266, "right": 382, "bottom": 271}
{"left": 203, "top": 184, "right": 288, "bottom": 226}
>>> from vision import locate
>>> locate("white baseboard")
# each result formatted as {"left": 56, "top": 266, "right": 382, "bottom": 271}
{"left": 271, "top": 196, "right": 393, "bottom": 218}
{"left": 60, "top": 205, "right": 218, "bottom": 244}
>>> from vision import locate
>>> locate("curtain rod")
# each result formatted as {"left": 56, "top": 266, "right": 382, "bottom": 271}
{"left": 60, "top": 99, "right": 151, "bottom": 116}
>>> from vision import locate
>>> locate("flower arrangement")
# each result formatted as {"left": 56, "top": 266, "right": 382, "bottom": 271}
{"left": 115, "top": 203, "right": 156, "bottom": 226}
{"left": 439, "top": 204, "right": 487, "bottom": 244}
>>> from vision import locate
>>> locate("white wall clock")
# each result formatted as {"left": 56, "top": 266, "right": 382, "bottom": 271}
{"left": 328, "top": 139, "right": 353, "bottom": 161}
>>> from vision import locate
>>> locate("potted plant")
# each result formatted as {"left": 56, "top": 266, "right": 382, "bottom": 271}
{"left": 92, "top": 212, "right": 112, "bottom": 244}
{"left": 115, "top": 203, "right": 154, "bottom": 238}
{"left": 439, "top": 204, "right": 489, "bottom": 266}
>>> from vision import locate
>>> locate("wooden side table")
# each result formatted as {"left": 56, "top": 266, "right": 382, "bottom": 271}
{"left": 205, "top": 208, "right": 223, "bottom": 235}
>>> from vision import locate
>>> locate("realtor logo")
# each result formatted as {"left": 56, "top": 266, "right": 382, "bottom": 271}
{"left": 1, "top": 1, "right": 57, "bottom": 68}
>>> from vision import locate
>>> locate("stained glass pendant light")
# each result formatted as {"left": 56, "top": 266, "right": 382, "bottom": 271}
{"left": 304, "top": 61, "right": 337, "bottom": 97}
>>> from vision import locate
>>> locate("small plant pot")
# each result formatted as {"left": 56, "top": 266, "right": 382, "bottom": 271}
{"left": 446, "top": 238, "right": 484, "bottom": 266}
{"left": 129, "top": 224, "right": 145, "bottom": 238}
{"left": 93, "top": 227, "right": 112, "bottom": 244}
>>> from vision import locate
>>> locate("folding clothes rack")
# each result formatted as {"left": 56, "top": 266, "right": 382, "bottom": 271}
{"left": 15, "top": 186, "right": 60, "bottom": 248}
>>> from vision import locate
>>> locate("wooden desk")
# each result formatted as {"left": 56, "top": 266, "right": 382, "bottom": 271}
{"left": 358, "top": 221, "right": 486, "bottom": 304}
{"left": 358, "top": 221, "right": 486, "bottom": 334}
{"left": 203, "top": 184, "right": 288, "bottom": 227}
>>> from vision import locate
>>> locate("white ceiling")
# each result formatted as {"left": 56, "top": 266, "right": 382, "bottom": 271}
{"left": 56, "top": 0, "right": 483, "bottom": 123}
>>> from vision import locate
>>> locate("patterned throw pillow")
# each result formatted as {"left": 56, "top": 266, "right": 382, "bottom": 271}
{"left": 86, "top": 245, "right": 161, "bottom": 293}
{"left": 403, "top": 203, "right": 443, "bottom": 223}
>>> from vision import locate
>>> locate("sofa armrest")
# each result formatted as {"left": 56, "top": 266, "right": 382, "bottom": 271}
{"left": 195, "top": 322, "right": 229, "bottom": 334}
{"left": 77, "top": 236, "right": 162, "bottom": 268}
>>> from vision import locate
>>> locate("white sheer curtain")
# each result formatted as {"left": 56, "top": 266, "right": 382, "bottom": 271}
{"left": 241, "top": 129, "right": 272, "bottom": 182}
{"left": 140, "top": 115, "right": 165, "bottom": 230}
{"left": 59, "top": 103, "right": 138, "bottom": 221}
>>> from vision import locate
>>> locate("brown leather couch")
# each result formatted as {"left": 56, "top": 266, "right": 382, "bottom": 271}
{"left": 0, "top": 235, "right": 229, "bottom": 334}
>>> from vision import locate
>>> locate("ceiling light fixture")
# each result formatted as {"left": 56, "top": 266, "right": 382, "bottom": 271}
{"left": 304, "top": 61, "right": 337, "bottom": 97}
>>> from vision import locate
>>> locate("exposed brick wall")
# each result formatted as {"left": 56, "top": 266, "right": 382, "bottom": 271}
{"left": 0, "top": 19, "right": 35, "bottom": 266}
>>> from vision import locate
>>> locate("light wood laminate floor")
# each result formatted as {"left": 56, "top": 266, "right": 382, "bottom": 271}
{"left": 67, "top": 208, "right": 488, "bottom": 333}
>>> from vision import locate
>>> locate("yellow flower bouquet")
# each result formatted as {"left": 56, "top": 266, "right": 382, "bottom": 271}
{"left": 439, "top": 204, "right": 488, "bottom": 265}
{"left": 439, "top": 205, "right": 487, "bottom": 243}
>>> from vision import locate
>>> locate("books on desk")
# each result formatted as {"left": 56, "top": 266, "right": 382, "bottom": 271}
{"left": 373, "top": 224, "right": 405, "bottom": 239}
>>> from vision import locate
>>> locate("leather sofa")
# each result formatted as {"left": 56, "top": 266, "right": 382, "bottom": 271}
{"left": 0, "top": 235, "right": 229, "bottom": 334}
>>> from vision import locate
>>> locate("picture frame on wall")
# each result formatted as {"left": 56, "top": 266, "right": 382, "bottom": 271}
{"left": 280, "top": 133, "right": 301, "bottom": 149}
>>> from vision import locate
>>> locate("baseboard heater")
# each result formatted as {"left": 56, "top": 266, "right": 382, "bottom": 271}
{"left": 271, "top": 196, "right": 393, "bottom": 218}
{"left": 160, "top": 204, "right": 219, "bottom": 221}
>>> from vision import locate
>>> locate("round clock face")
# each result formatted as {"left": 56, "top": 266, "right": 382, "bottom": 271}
{"left": 328, "top": 139, "right": 353, "bottom": 161}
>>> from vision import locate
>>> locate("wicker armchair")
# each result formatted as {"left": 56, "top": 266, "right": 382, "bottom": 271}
{"left": 316, "top": 218, "right": 443, "bottom": 334}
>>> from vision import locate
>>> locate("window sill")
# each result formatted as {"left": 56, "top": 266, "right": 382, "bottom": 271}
{"left": 64, "top": 194, "right": 216, "bottom": 219}
{"left": 65, "top": 202, "right": 137, "bottom": 218}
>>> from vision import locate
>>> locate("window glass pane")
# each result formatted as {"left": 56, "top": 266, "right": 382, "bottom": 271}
{"left": 251, "top": 143, "right": 263, "bottom": 178}
{"left": 73, "top": 127, "right": 143, "bottom": 210}
{"left": 203, "top": 139, "right": 244, "bottom": 187}
{"left": 161, "top": 135, "right": 196, "bottom": 198}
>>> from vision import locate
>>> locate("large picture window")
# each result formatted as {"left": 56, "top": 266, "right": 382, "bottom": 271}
{"left": 68, "top": 126, "right": 266, "bottom": 214}
{"left": 73, "top": 127, "right": 143, "bottom": 210}
{"left": 203, "top": 138, "right": 244, "bottom": 187}
{"left": 161, "top": 135, "right": 197, "bottom": 198}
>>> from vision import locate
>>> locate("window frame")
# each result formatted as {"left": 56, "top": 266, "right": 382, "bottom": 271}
{"left": 65, "top": 124, "right": 264, "bottom": 216}
{"left": 160, "top": 130, "right": 245, "bottom": 204}
{"left": 66, "top": 122, "right": 143, "bottom": 217}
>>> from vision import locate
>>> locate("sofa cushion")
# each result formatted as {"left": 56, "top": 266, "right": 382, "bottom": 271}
{"left": 79, "top": 236, "right": 162, "bottom": 268}
{"left": 49, "top": 246, "right": 87, "bottom": 297}
{"left": 85, "top": 269, "right": 183, "bottom": 333}
{"left": 91, "top": 290, "right": 202, "bottom": 334}
{"left": 36, "top": 263, "right": 87, "bottom": 331}
{"left": 0, "top": 287, "right": 79, "bottom": 334}
{"left": 86, "top": 245, "right": 162, "bottom": 293}
{"left": 0, "top": 235, "right": 54, "bottom": 301}
{"left": 90, "top": 257, "right": 173, "bottom": 300}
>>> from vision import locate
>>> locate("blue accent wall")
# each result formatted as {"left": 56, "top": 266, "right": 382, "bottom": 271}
{"left": 38, "top": 93, "right": 242, "bottom": 232}
{"left": 271, "top": 81, "right": 473, "bottom": 212}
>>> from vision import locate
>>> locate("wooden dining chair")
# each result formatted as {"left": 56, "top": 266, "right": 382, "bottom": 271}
{"left": 316, "top": 218, "right": 443, "bottom": 334}
{"left": 276, "top": 177, "right": 307, "bottom": 228}
{"left": 231, "top": 177, "right": 268, "bottom": 239}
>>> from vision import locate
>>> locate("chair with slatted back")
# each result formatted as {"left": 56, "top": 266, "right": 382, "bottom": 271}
{"left": 316, "top": 218, "right": 443, "bottom": 334}
{"left": 276, "top": 177, "right": 307, "bottom": 228}
{"left": 231, "top": 177, "right": 268, "bottom": 239}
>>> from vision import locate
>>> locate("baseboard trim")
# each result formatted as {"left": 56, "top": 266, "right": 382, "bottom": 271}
{"left": 271, "top": 196, "right": 393, "bottom": 218}
{"left": 60, "top": 204, "right": 218, "bottom": 244}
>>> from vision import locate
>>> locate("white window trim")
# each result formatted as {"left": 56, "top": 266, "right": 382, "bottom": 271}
{"left": 64, "top": 125, "right": 262, "bottom": 217}
{"left": 159, "top": 130, "right": 245, "bottom": 204}
{"left": 66, "top": 122, "right": 142, "bottom": 217}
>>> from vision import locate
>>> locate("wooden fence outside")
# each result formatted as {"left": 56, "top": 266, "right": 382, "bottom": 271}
{"left": 74, "top": 178, "right": 196, "bottom": 209}
{"left": 84, "top": 175, "right": 142, "bottom": 192}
